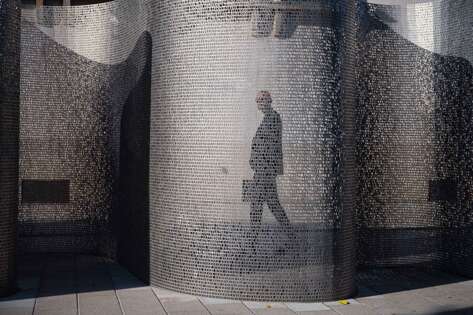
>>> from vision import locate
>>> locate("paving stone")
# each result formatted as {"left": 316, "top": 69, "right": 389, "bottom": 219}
{"left": 159, "top": 298, "right": 211, "bottom": 315}
{"left": 401, "top": 269, "right": 472, "bottom": 295}
{"left": 252, "top": 308, "right": 296, "bottom": 315}
{"left": 5, "top": 256, "right": 473, "bottom": 315}
{"left": 0, "top": 290, "right": 36, "bottom": 309}
{"left": 117, "top": 287, "right": 166, "bottom": 315}
{"left": 39, "top": 271, "right": 75, "bottom": 296}
{"left": 111, "top": 276, "right": 144, "bottom": 290}
{"left": 296, "top": 311, "right": 339, "bottom": 315}
{"left": 109, "top": 265, "right": 144, "bottom": 290}
{"left": 360, "top": 282, "right": 406, "bottom": 295}
{"left": 432, "top": 283, "right": 473, "bottom": 301}
{"left": 441, "top": 307, "right": 473, "bottom": 315}
{"left": 406, "top": 286, "right": 473, "bottom": 309}
{"left": 152, "top": 287, "right": 196, "bottom": 301}
{"left": 0, "top": 306, "right": 34, "bottom": 315}
{"left": 200, "top": 297, "right": 239, "bottom": 305}
{"left": 108, "top": 264, "right": 132, "bottom": 278}
{"left": 329, "top": 304, "right": 380, "bottom": 315}
{"left": 356, "top": 285, "right": 378, "bottom": 298}
{"left": 204, "top": 302, "right": 253, "bottom": 315}
{"left": 356, "top": 295, "right": 413, "bottom": 315}
{"left": 357, "top": 291, "right": 449, "bottom": 315}
{"left": 286, "top": 302, "right": 330, "bottom": 312}
{"left": 324, "top": 299, "right": 360, "bottom": 306}
{"left": 78, "top": 290, "right": 122, "bottom": 315}
{"left": 242, "top": 302, "right": 296, "bottom": 315}
{"left": 17, "top": 276, "right": 41, "bottom": 291}
{"left": 243, "top": 301, "right": 287, "bottom": 309}
{"left": 396, "top": 270, "right": 473, "bottom": 307}
{"left": 356, "top": 269, "right": 473, "bottom": 314}
{"left": 33, "top": 256, "right": 76, "bottom": 315}
{"left": 34, "top": 294, "right": 77, "bottom": 315}
{"left": 422, "top": 270, "right": 468, "bottom": 284}
{"left": 75, "top": 256, "right": 122, "bottom": 315}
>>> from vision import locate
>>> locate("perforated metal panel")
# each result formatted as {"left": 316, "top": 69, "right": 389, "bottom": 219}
{"left": 18, "top": 2, "right": 150, "bottom": 255}
{"left": 148, "top": 0, "right": 358, "bottom": 301}
{"left": 357, "top": 1, "right": 473, "bottom": 276}
{"left": 0, "top": 0, "right": 20, "bottom": 297}
{"left": 1, "top": 0, "right": 472, "bottom": 302}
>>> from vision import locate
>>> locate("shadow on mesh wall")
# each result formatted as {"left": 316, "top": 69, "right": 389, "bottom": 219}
{"left": 116, "top": 33, "right": 152, "bottom": 284}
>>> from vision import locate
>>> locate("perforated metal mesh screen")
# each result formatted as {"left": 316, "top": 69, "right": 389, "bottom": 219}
{"left": 357, "top": 1, "right": 473, "bottom": 277}
{"left": 1, "top": 0, "right": 473, "bottom": 302}
{"left": 0, "top": 0, "right": 20, "bottom": 297}
{"left": 148, "top": 0, "right": 357, "bottom": 301}
{"left": 18, "top": 2, "right": 150, "bottom": 255}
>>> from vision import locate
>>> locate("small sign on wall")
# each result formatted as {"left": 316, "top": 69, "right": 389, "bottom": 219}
{"left": 22, "top": 180, "right": 70, "bottom": 204}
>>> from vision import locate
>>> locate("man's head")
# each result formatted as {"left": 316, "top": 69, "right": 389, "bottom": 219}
{"left": 256, "top": 91, "right": 272, "bottom": 112}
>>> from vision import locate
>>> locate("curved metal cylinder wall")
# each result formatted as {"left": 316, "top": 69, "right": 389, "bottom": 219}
{"left": 0, "top": 0, "right": 20, "bottom": 297}
{"left": 149, "top": 0, "right": 357, "bottom": 301}
{"left": 357, "top": 0, "right": 473, "bottom": 274}
{"left": 18, "top": 1, "right": 150, "bottom": 254}
{"left": 432, "top": 0, "right": 473, "bottom": 278}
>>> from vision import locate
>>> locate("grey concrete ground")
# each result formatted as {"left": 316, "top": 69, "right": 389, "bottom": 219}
{"left": 1, "top": 255, "right": 473, "bottom": 315}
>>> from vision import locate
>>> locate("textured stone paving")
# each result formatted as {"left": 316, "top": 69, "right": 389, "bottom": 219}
{"left": 0, "top": 255, "right": 473, "bottom": 315}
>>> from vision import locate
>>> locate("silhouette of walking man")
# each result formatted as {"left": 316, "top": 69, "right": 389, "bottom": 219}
{"left": 249, "top": 91, "right": 295, "bottom": 250}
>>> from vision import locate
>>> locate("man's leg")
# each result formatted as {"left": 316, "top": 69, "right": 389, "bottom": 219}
{"left": 267, "top": 180, "right": 298, "bottom": 243}
{"left": 267, "top": 198, "right": 291, "bottom": 230}
{"left": 266, "top": 179, "right": 290, "bottom": 229}
{"left": 249, "top": 201, "right": 263, "bottom": 250}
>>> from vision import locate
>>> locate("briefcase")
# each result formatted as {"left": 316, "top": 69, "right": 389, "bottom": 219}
{"left": 242, "top": 179, "right": 256, "bottom": 203}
